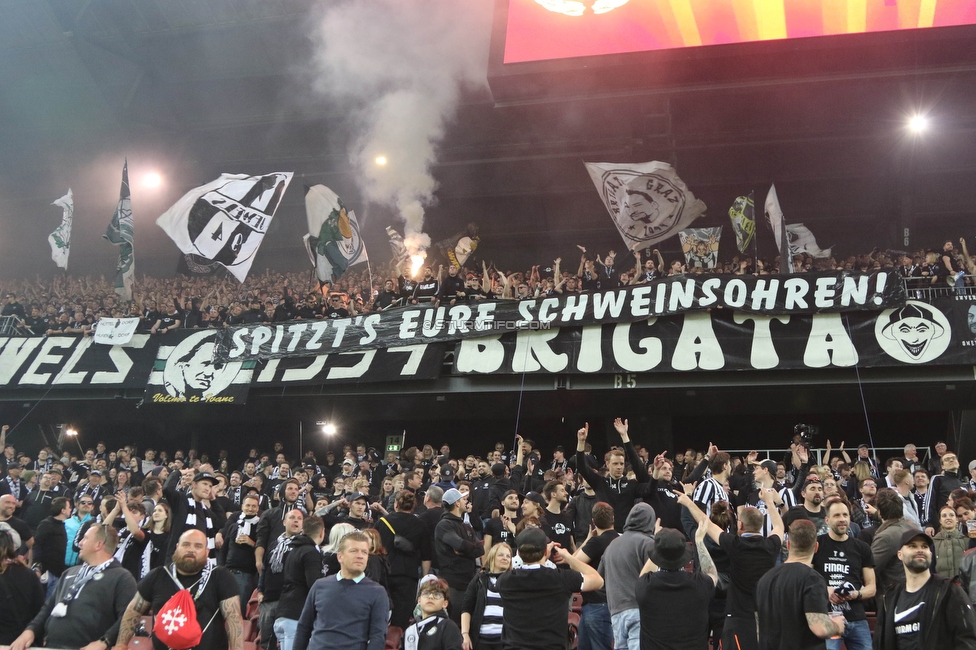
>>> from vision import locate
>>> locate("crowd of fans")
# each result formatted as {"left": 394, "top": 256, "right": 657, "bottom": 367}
{"left": 0, "top": 420, "right": 975, "bottom": 649}
{"left": 0, "top": 238, "right": 972, "bottom": 336}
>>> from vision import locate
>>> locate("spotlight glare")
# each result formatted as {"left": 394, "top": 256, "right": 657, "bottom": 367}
{"left": 322, "top": 423, "right": 337, "bottom": 435}
{"left": 142, "top": 172, "right": 163, "bottom": 189}
{"left": 375, "top": 156, "right": 388, "bottom": 166}
{"left": 65, "top": 428, "right": 77, "bottom": 436}
{"left": 908, "top": 115, "right": 928, "bottom": 133}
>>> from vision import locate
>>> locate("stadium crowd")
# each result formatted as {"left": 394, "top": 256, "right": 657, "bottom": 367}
{"left": 0, "top": 237, "right": 973, "bottom": 336}
{"left": 1, "top": 419, "right": 976, "bottom": 650}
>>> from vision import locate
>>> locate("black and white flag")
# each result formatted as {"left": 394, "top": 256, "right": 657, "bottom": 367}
{"left": 678, "top": 227, "right": 722, "bottom": 269}
{"left": 764, "top": 184, "right": 793, "bottom": 273}
{"left": 585, "top": 161, "right": 707, "bottom": 251}
{"left": 156, "top": 172, "right": 293, "bottom": 282}
{"left": 787, "top": 223, "right": 832, "bottom": 259}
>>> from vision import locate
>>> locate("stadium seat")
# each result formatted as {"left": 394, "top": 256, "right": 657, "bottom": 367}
{"left": 568, "top": 611, "right": 580, "bottom": 649}
{"left": 242, "top": 617, "right": 258, "bottom": 642}
{"left": 246, "top": 589, "right": 260, "bottom": 620}
{"left": 140, "top": 615, "right": 153, "bottom": 634}
{"left": 242, "top": 642, "right": 259, "bottom": 650}
{"left": 128, "top": 638, "right": 153, "bottom": 649}
{"left": 386, "top": 625, "right": 404, "bottom": 650}
{"left": 571, "top": 592, "right": 583, "bottom": 613}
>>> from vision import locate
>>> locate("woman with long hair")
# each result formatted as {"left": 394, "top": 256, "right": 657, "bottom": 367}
{"left": 362, "top": 528, "right": 390, "bottom": 591}
{"left": 933, "top": 505, "right": 967, "bottom": 577}
{"left": 114, "top": 468, "right": 131, "bottom": 495}
{"left": 0, "top": 527, "right": 45, "bottom": 645}
{"left": 460, "top": 543, "right": 512, "bottom": 650}
{"left": 380, "top": 477, "right": 396, "bottom": 512}
{"left": 321, "top": 523, "right": 356, "bottom": 576}
{"left": 140, "top": 502, "right": 172, "bottom": 575}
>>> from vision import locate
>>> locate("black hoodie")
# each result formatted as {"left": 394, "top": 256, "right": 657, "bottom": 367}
{"left": 275, "top": 535, "right": 324, "bottom": 620}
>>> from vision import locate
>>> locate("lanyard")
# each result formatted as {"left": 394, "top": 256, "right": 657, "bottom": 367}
{"left": 64, "top": 559, "right": 113, "bottom": 602}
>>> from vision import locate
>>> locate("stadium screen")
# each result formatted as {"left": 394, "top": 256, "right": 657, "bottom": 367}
{"left": 503, "top": 0, "right": 976, "bottom": 63}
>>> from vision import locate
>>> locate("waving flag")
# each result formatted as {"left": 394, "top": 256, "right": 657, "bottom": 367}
{"left": 302, "top": 185, "right": 368, "bottom": 283}
{"left": 728, "top": 193, "right": 755, "bottom": 253}
{"left": 105, "top": 162, "right": 134, "bottom": 299}
{"left": 787, "top": 223, "right": 832, "bottom": 259}
{"left": 156, "top": 172, "right": 292, "bottom": 283}
{"left": 48, "top": 189, "right": 73, "bottom": 270}
{"left": 764, "top": 184, "right": 793, "bottom": 274}
{"left": 585, "top": 160, "right": 706, "bottom": 251}
{"left": 678, "top": 227, "right": 722, "bottom": 269}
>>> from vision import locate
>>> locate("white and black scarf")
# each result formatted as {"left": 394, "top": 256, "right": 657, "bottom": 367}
{"left": 184, "top": 496, "right": 217, "bottom": 558}
{"left": 236, "top": 511, "right": 260, "bottom": 540}
{"left": 227, "top": 486, "right": 243, "bottom": 507}
{"left": 5, "top": 476, "right": 20, "bottom": 500}
{"left": 279, "top": 500, "right": 307, "bottom": 522}
{"left": 113, "top": 516, "right": 150, "bottom": 564}
{"left": 268, "top": 533, "right": 300, "bottom": 573}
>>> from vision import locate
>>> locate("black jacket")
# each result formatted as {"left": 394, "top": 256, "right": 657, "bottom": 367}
{"left": 460, "top": 571, "right": 497, "bottom": 647}
{"left": 276, "top": 535, "right": 325, "bottom": 620}
{"left": 575, "top": 442, "right": 650, "bottom": 532}
{"left": 433, "top": 511, "right": 484, "bottom": 590}
{"left": 375, "top": 511, "right": 433, "bottom": 578}
{"left": 403, "top": 611, "right": 464, "bottom": 650}
{"left": 34, "top": 516, "right": 67, "bottom": 577}
{"left": 875, "top": 574, "right": 976, "bottom": 650}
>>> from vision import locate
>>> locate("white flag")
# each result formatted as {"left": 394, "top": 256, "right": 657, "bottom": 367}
{"left": 48, "top": 189, "right": 73, "bottom": 270}
{"left": 764, "top": 184, "right": 793, "bottom": 274}
{"left": 787, "top": 223, "right": 832, "bottom": 258}
{"left": 93, "top": 317, "right": 140, "bottom": 345}
{"left": 303, "top": 185, "right": 368, "bottom": 283}
{"left": 156, "top": 172, "right": 293, "bottom": 282}
{"left": 678, "top": 227, "right": 722, "bottom": 269}
{"left": 585, "top": 161, "right": 706, "bottom": 251}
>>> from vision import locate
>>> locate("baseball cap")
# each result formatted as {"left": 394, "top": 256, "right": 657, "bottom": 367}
{"left": 900, "top": 529, "right": 934, "bottom": 547}
{"left": 524, "top": 491, "right": 547, "bottom": 508}
{"left": 442, "top": 488, "right": 464, "bottom": 506}
{"left": 440, "top": 466, "right": 455, "bottom": 481}
{"left": 491, "top": 463, "right": 507, "bottom": 477}
{"left": 89, "top": 469, "right": 102, "bottom": 477}
{"left": 348, "top": 492, "right": 368, "bottom": 503}
{"left": 342, "top": 459, "right": 354, "bottom": 466}
{"left": 649, "top": 528, "right": 694, "bottom": 571}
{"left": 193, "top": 472, "right": 217, "bottom": 485}
{"left": 515, "top": 526, "right": 548, "bottom": 550}
{"left": 969, "top": 460, "right": 976, "bottom": 472}
{"left": 553, "top": 445, "right": 565, "bottom": 453}
{"left": 759, "top": 460, "right": 778, "bottom": 475}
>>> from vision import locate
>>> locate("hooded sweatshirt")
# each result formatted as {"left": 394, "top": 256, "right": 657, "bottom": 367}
{"left": 598, "top": 502, "right": 657, "bottom": 614}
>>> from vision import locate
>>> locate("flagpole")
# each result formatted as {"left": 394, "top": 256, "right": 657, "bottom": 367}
{"left": 752, "top": 190, "right": 759, "bottom": 272}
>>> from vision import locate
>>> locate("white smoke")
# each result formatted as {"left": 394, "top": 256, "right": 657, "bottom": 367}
{"left": 310, "top": 0, "right": 492, "bottom": 257}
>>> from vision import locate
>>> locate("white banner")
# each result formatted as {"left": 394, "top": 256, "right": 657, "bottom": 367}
{"left": 788, "top": 223, "right": 832, "bottom": 259}
{"left": 156, "top": 172, "right": 293, "bottom": 282}
{"left": 303, "top": 185, "right": 368, "bottom": 283}
{"left": 585, "top": 160, "right": 706, "bottom": 251}
{"left": 93, "top": 317, "right": 140, "bottom": 345}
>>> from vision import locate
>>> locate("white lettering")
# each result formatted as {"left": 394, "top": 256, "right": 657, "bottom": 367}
{"left": 455, "top": 336, "right": 505, "bottom": 373}
{"left": 803, "top": 313, "right": 858, "bottom": 367}
{"left": 611, "top": 320, "right": 662, "bottom": 371}
{"left": 671, "top": 313, "right": 725, "bottom": 371}
{"left": 734, "top": 313, "right": 790, "bottom": 370}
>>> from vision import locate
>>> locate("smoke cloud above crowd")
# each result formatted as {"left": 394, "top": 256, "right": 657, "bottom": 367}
{"left": 309, "top": 0, "right": 492, "bottom": 260}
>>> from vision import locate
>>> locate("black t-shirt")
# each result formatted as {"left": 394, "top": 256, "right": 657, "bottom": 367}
{"left": 718, "top": 532, "right": 781, "bottom": 618}
{"left": 2, "top": 515, "right": 32, "bottom": 555}
{"left": 893, "top": 586, "right": 925, "bottom": 650}
{"left": 496, "top": 567, "right": 583, "bottom": 650}
{"left": 579, "top": 530, "right": 618, "bottom": 604}
{"left": 544, "top": 508, "right": 575, "bottom": 552}
{"left": 812, "top": 534, "right": 874, "bottom": 622}
{"left": 139, "top": 565, "right": 240, "bottom": 650}
{"left": 484, "top": 515, "right": 519, "bottom": 550}
{"left": 636, "top": 570, "right": 715, "bottom": 650}
{"left": 324, "top": 308, "right": 349, "bottom": 319}
{"left": 755, "top": 562, "right": 830, "bottom": 650}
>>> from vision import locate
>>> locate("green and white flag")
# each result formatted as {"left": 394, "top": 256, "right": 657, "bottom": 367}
{"left": 48, "top": 189, "right": 73, "bottom": 269}
{"left": 303, "top": 184, "right": 368, "bottom": 283}
{"left": 105, "top": 161, "right": 134, "bottom": 300}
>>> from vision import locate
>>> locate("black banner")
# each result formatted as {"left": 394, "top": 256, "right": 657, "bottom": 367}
{"left": 216, "top": 271, "right": 905, "bottom": 362}
{"left": 453, "top": 298, "right": 974, "bottom": 375}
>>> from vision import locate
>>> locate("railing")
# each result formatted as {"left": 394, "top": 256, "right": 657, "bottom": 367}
{"left": 901, "top": 275, "right": 976, "bottom": 301}
{"left": 721, "top": 446, "right": 931, "bottom": 466}
{"left": 0, "top": 315, "right": 28, "bottom": 336}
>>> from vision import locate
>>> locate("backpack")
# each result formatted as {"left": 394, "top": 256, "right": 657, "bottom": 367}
{"left": 154, "top": 566, "right": 219, "bottom": 650}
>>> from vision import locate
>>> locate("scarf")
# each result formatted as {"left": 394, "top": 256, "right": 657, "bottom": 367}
{"left": 5, "top": 477, "right": 20, "bottom": 500}
{"left": 236, "top": 511, "right": 260, "bottom": 539}
{"left": 167, "top": 558, "right": 215, "bottom": 601}
{"left": 279, "top": 500, "right": 307, "bottom": 522}
{"left": 268, "top": 533, "right": 299, "bottom": 573}
{"left": 113, "top": 516, "right": 150, "bottom": 563}
{"left": 228, "top": 486, "right": 243, "bottom": 507}
{"left": 184, "top": 496, "right": 217, "bottom": 558}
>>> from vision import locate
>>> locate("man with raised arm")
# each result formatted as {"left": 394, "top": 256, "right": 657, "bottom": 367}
{"left": 574, "top": 420, "right": 649, "bottom": 532}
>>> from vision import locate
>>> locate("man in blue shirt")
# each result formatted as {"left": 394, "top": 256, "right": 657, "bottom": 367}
{"left": 293, "top": 530, "right": 388, "bottom": 650}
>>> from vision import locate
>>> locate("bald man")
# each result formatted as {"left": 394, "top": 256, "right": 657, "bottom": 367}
{"left": 115, "top": 530, "right": 243, "bottom": 650}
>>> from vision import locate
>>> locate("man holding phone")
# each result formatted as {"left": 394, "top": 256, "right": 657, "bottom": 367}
{"left": 813, "top": 496, "right": 877, "bottom": 650}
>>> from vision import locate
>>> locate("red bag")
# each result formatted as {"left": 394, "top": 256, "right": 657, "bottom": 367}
{"left": 154, "top": 589, "right": 203, "bottom": 650}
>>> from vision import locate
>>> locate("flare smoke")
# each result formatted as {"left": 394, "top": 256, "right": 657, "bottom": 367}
{"left": 311, "top": 0, "right": 492, "bottom": 257}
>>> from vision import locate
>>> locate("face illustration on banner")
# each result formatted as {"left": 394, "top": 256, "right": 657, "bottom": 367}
{"left": 968, "top": 305, "right": 976, "bottom": 335}
{"left": 163, "top": 331, "right": 242, "bottom": 399}
{"left": 875, "top": 301, "right": 950, "bottom": 364}
{"left": 615, "top": 182, "right": 682, "bottom": 246}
